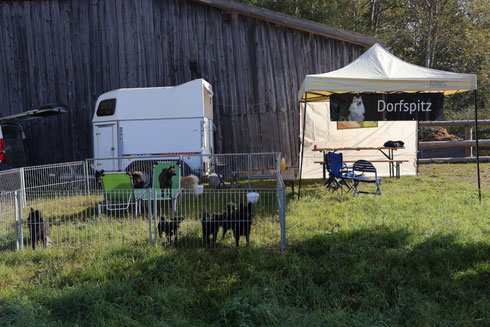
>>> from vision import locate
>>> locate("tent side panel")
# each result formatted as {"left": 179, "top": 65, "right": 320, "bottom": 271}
{"left": 300, "top": 103, "right": 418, "bottom": 178}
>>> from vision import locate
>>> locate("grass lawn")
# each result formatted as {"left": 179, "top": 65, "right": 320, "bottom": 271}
{"left": 0, "top": 163, "right": 488, "bottom": 326}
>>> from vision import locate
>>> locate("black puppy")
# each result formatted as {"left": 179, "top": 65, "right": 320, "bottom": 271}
{"left": 201, "top": 212, "right": 223, "bottom": 245}
{"left": 230, "top": 203, "right": 253, "bottom": 246}
{"left": 221, "top": 202, "right": 237, "bottom": 240}
{"left": 95, "top": 170, "right": 105, "bottom": 188}
{"left": 26, "top": 208, "right": 50, "bottom": 250}
{"left": 158, "top": 166, "right": 176, "bottom": 197}
{"left": 158, "top": 216, "right": 183, "bottom": 245}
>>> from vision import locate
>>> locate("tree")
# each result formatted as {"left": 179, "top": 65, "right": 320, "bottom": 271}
{"left": 239, "top": 0, "right": 489, "bottom": 111}
{"left": 378, "top": 0, "right": 489, "bottom": 110}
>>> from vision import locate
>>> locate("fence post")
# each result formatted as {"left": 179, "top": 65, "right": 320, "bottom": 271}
{"left": 248, "top": 154, "right": 252, "bottom": 190}
{"left": 14, "top": 191, "right": 19, "bottom": 251}
{"left": 279, "top": 186, "right": 286, "bottom": 251}
{"left": 14, "top": 191, "right": 24, "bottom": 250}
{"left": 84, "top": 160, "right": 90, "bottom": 195}
{"left": 153, "top": 188, "right": 158, "bottom": 245}
{"left": 19, "top": 168, "right": 26, "bottom": 208}
{"left": 465, "top": 126, "right": 473, "bottom": 157}
{"left": 148, "top": 188, "right": 152, "bottom": 245}
{"left": 276, "top": 152, "right": 281, "bottom": 175}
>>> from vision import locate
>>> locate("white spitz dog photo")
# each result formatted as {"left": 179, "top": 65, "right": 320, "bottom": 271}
{"left": 347, "top": 95, "right": 365, "bottom": 121}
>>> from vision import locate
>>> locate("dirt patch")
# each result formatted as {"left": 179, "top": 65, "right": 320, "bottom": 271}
{"left": 422, "top": 128, "right": 462, "bottom": 141}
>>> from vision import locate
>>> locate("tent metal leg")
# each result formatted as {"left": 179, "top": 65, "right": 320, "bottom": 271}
{"left": 474, "top": 90, "right": 481, "bottom": 203}
{"left": 298, "top": 94, "right": 308, "bottom": 200}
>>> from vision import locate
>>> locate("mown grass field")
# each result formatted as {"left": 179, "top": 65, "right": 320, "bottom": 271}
{"left": 0, "top": 163, "right": 489, "bottom": 326}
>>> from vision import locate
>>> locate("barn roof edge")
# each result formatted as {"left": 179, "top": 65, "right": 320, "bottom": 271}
{"left": 191, "top": 0, "right": 385, "bottom": 48}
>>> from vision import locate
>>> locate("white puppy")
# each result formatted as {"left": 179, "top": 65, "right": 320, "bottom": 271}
{"left": 347, "top": 95, "right": 365, "bottom": 121}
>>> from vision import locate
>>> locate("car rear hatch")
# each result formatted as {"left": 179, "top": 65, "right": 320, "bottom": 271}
{"left": 0, "top": 104, "right": 68, "bottom": 168}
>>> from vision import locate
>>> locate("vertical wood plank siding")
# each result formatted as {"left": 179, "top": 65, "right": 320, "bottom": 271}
{"left": 0, "top": 0, "right": 365, "bottom": 167}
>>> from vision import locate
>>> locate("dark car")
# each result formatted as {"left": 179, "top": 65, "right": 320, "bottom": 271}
{"left": 0, "top": 104, "right": 67, "bottom": 170}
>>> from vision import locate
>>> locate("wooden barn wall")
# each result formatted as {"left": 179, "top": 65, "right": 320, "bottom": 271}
{"left": 0, "top": 0, "right": 365, "bottom": 167}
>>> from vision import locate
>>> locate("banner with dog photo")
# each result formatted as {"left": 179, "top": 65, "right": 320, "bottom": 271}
{"left": 330, "top": 93, "right": 444, "bottom": 121}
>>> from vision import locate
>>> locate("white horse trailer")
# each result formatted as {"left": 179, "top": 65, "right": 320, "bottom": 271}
{"left": 92, "top": 79, "right": 214, "bottom": 175}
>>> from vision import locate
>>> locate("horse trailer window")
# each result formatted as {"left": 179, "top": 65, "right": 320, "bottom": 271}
{"left": 96, "top": 99, "right": 116, "bottom": 116}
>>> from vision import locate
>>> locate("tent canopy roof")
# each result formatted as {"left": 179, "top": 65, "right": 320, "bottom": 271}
{"left": 298, "top": 43, "right": 477, "bottom": 102}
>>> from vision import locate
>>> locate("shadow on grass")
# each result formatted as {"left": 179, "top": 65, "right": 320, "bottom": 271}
{"left": 2, "top": 226, "right": 489, "bottom": 326}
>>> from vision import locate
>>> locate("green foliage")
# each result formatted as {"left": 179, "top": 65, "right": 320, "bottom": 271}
{"left": 0, "top": 164, "right": 489, "bottom": 326}
{"left": 239, "top": 0, "right": 490, "bottom": 115}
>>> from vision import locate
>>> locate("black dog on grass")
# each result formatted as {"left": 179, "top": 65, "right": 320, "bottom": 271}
{"left": 158, "top": 216, "right": 183, "bottom": 245}
{"left": 26, "top": 208, "right": 50, "bottom": 250}
{"left": 220, "top": 202, "right": 237, "bottom": 240}
{"left": 201, "top": 212, "right": 224, "bottom": 245}
{"left": 202, "top": 202, "right": 252, "bottom": 246}
{"left": 201, "top": 202, "right": 237, "bottom": 245}
{"left": 230, "top": 203, "right": 253, "bottom": 246}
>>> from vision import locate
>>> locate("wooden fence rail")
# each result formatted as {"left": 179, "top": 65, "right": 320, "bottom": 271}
{"left": 419, "top": 139, "right": 490, "bottom": 149}
{"left": 419, "top": 120, "right": 490, "bottom": 127}
{"left": 418, "top": 120, "right": 490, "bottom": 163}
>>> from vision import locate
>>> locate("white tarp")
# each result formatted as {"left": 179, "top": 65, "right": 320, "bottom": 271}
{"left": 300, "top": 102, "right": 418, "bottom": 178}
{"left": 298, "top": 44, "right": 477, "bottom": 101}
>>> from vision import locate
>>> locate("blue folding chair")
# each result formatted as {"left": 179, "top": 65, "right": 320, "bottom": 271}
{"left": 352, "top": 160, "right": 382, "bottom": 196}
{"left": 324, "top": 152, "right": 354, "bottom": 194}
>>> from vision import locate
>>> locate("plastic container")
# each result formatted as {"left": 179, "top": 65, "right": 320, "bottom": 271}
{"left": 209, "top": 173, "right": 220, "bottom": 187}
{"left": 247, "top": 192, "right": 260, "bottom": 203}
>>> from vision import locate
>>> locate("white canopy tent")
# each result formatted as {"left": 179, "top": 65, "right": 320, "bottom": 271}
{"left": 297, "top": 43, "right": 481, "bottom": 200}
{"left": 298, "top": 43, "right": 477, "bottom": 100}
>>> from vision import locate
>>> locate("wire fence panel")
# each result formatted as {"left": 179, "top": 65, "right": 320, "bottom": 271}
{"left": 86, "top": 153, "right": 281, "bottom": 191}
{"left": 154, "top": 189, "right": 281, "bottom": 249}
{"left": 20, "top": 190, "right": 151, "bottom": 250}
{"left": 0, "top": 191, "right": 17, "bottom": 251}
{"left": 12, "top": 187, "right": 282, "bottom": 251}
{"left": 23, "top": 162, "right": 87, "bottom": 192}
{"left": 1, "top": 153, "right": 285, "bottom": 252}
{"left": 0, "top": 169, "right": 22, "bottom": 192}
{"left": 250, "top": 152, "right": 281, "bottom": 179}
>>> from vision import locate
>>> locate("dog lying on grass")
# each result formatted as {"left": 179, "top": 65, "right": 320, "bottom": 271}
{"left": 26, "top": 208, "right": 50, "bottom": 250}
{"left": 158, "top": 166, "right": 176, "bottom": 197}
{"left": 158, "top": 216, "right": 183, "bottom": 246}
